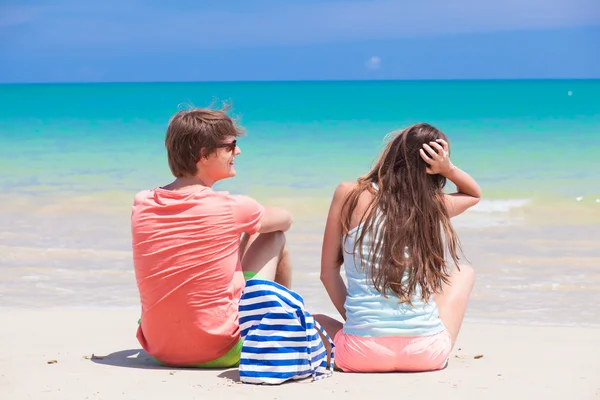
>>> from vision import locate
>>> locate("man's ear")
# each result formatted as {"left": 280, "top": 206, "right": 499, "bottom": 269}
{"left": 198, "top": 148, "right": 208, "bottom": 163}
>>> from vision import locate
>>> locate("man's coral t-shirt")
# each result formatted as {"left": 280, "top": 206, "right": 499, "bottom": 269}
{"left": 131, "top": 186, "right": 264, "bottom": 366}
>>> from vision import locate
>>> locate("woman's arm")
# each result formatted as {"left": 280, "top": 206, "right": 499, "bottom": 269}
{"left": 421, "top": 139, "right": 482, "bottom": 218}
{"left": 442, "top": 166, "right": 482, "bottom": 217}
{"left": 320, "top": 182, "right": 353, "bottom": 321}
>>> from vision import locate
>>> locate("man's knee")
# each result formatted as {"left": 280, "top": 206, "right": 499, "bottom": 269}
{"left": 257, "top": 231, "right": 286, "bottom": 250}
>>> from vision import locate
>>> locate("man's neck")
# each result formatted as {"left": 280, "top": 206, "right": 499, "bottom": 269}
{"left": 165, "top": 175, "right": 214, "bottom": 191}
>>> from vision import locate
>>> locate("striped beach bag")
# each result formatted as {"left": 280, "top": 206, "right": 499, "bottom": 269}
{"left": 238, "top": 279, "right": 334, "bottom": 385}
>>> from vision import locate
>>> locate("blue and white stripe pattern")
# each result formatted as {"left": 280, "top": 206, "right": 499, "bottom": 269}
{"left": 238, "top": 279, "right": 334, "bottom": 385}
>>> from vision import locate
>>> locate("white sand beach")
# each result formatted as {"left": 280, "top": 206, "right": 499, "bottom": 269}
{"left": 1, "top": 309, "right": 598, "bottom": 399}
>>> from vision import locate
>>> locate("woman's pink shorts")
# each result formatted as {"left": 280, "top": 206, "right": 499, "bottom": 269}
{"left": 333, "top": 329, "right": 452, "bottom": 373}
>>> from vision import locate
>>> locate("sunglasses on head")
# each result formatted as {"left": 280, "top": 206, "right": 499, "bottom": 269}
{"left": 216, "top": 140, "right": 237, "bottom": 152}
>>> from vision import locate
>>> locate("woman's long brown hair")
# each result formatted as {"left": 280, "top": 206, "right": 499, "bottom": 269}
{"left": 341, "top": 123, "right": 462, "bottom": 304}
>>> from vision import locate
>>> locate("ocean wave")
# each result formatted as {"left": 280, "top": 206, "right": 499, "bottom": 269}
{"left": 470, "top": 199, "right": 531, "bottom": 213}
{"left": 451, "top": 199, "right": 531, "bottom": 228}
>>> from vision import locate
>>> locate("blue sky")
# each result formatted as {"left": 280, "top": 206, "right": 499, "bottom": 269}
{"left": 1, "top": 0, "right": 599, "bottom": 83}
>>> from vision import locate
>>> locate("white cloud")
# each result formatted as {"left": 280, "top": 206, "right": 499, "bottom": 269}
{"left": 365, "top": 56, "right": 381, "bottom": 70}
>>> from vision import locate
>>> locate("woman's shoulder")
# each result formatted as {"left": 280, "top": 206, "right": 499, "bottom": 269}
{"left": 327, "top": 182, "right": 357, "bottom": 214}
{"left": 333, "top": 181, "right": 357, "bottom": 197}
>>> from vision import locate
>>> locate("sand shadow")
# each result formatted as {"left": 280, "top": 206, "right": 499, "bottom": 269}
{"left": 88, "top": 349, "right": 169, "bottom": 370}
{"left": 89, "top": 349, "right": 445, "bottom": 381}
{"left": 217, "top": 368, "right": 240, "bottom": 382}
{"left": 89, "top": 349, "right": 240, "bottom": 380}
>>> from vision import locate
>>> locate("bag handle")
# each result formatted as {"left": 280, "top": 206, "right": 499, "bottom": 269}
{"left": 308, "top": 319, "right": 334, "bottom": 381}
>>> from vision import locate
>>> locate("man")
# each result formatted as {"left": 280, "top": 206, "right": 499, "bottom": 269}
{"left": 131, "top": 106, "right": 293, "bottom": 368}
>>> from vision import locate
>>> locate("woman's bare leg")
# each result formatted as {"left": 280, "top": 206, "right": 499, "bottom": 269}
{"left": 434, "top": 264, "right": 476, "bottom": 346}
{"left": 313, "top": 314, "right": 343, "bottom": 367}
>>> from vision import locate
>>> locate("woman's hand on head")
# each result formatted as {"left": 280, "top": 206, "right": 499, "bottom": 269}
{"left": 419, "top": 139, "right": 454, "bottom": 176}
{"left": 419, "top": 139, "right": 482, "bottom": 217}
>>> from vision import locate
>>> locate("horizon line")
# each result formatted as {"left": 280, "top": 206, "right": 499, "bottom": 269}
{"left": 1, "top": 77, "right": 599, "bottom": 86}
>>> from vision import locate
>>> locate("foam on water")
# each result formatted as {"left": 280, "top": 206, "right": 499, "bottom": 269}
{"left": 470, "top": 198, "right": 531, "bottom": 213}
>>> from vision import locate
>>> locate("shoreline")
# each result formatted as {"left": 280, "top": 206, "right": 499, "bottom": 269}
{"left": 1, "top": 309, "right": 598, "bottom": 399}
{"left": 2, "top": 217, "right": 599, "bottom": 325}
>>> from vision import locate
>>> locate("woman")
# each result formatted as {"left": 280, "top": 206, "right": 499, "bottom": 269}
{"left": 318, "top": 123, "right": 481, "bottom": 372}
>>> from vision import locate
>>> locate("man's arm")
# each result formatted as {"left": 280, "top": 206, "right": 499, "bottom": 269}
{"left": 258, "top": 207, "right": 293, "bottom": 233}
{"left": 231, "top": 195, "right": 293, "bottom": 234}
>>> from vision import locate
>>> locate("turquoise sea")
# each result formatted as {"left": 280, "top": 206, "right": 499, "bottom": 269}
{"left": 1, "top": 80, "right": 599, "bottom": 326}
{"left": 2, "top": 80, "right": 600, "bottom": 200}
